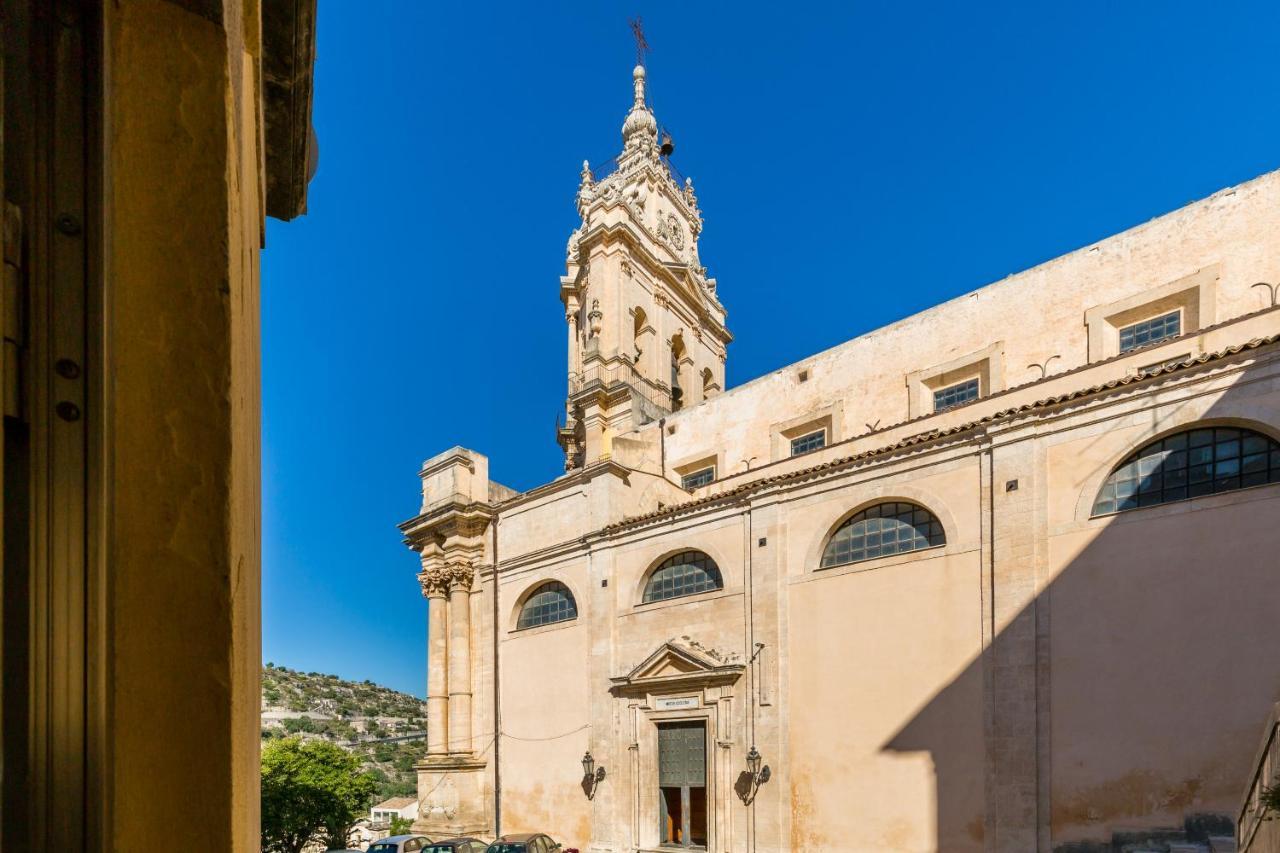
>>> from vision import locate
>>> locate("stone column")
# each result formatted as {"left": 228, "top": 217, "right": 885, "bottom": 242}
{"left": 422, "top": 568, "right": 450, "bottom": 757}
{"left": 567, "top": 309, "right": 579, "bottom": 387}
{"left": 447, "top": 566, "right": 474, "bottom": 754}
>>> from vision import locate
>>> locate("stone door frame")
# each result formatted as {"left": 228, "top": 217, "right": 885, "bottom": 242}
{"left": 610, "top": 641, "right": 745, "bottom": 853}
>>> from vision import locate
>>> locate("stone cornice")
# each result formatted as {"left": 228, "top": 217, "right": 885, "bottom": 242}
{"left": 399, "top": 500, "right": 495, "bottom": 551}
{"left": 573, "top": 220, "right": 730, "bottom": 344}
{"left": 596, "top": 332, "right": 1280, "bottom": 535}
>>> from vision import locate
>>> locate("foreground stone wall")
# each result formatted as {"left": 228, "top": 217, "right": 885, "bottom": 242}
{"left": 105, "top": 1, "right": 269, "bottom": 848}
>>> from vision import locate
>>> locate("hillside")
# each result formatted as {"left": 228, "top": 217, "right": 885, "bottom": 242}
{"left": 260, "top": 663, "right": 428, "bottom": 802}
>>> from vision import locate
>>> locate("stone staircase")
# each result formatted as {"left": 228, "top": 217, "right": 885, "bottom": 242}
{"left": 1054, "top": 814, "right": 1237, "bottom": 853}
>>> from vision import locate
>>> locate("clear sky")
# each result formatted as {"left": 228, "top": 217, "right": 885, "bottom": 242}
{"left": 262, "top": 1, "right": 1280, "bottom": 696}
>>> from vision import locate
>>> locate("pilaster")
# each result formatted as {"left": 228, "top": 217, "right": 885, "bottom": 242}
{"left": 400, "top": 447, "right": 497, "bottom": 838}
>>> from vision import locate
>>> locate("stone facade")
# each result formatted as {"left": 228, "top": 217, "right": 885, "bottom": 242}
{"left": 402, "top": 62, "right": 1280, "bottom": 852}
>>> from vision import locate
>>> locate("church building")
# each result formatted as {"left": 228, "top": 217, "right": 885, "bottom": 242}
{"left": 401, "top": 60, "right": 1280, "bottom": 852}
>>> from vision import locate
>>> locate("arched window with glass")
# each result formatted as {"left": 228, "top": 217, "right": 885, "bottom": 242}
{"left": 642, "top": 550, "right": 723, "bottom": 603}
{"left": 1092, "top": 425, "right": 1280, "bottom": 516}
{"left": 820, "top": 501, "right": 945, "bottom": 569}
{"left": 516, "top": 581, "right": 578, "bottom": 629}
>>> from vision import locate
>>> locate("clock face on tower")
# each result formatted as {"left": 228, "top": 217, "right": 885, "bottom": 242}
{"left": 667, "top": 213, "right": 685, "bottom": 251}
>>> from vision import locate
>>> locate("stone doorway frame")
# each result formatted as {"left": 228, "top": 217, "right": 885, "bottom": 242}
{"left": 610, "top": 641, "right": 745, "bottom": 853}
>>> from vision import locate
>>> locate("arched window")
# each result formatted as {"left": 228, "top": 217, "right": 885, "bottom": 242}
{"left": 516, "top": 581, "right": 578, "bottom": 629}
{"left": 1092, "top": 426, "right": 1280, "bottom": 516}
{"left": 820, "top": 502, "right": 945, "bottom": 569}
{"left": 633, "top": 307, "right": 647, "bottom": 350}
{"left": 642, "top": 550, "right": 723, "bottom": 603}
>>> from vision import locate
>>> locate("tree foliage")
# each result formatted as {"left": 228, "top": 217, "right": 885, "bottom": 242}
{"left": 261, "top": 736, "right": 378, "bottom": 853}
{"left": 389, "top": 814, "right": 414, "bottom": 834}
{"left": 1264, "top": 778, "right": 1280, "bottom": 818}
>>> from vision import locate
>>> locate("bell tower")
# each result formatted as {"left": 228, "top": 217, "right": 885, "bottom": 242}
{"left": 557, "top": 61, "right": 731, "bottom": 470}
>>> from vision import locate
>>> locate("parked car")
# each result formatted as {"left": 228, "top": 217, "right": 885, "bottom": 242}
{"left": 369, "top": 836, "right": 435, "bottom": 853}
{"left": 424, "top": 838, "right": 488, "bottom": 853}
{"left": 484, "top": 833, "right": 570, "bottom": 853}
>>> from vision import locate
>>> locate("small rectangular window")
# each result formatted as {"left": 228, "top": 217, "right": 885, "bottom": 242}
{"left": 790, "top": 429, "right": 826, "bottom": 456}
{"left": 681, "top": 467, "right": 715, "bottom": 489}
{"left": 933, "top": 378, "right": 980, "bottom": 412}
{"left": 1119, "top": 310, "right": 1181, "bottom": 353}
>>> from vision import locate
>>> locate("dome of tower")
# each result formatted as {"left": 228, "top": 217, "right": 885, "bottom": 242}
{"left": 622, "top": 106, "right": 657, "bottom": 142}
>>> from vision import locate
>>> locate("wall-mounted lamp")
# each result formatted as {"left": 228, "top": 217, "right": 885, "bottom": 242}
{"left": 743, "top": 745, "right": 771, "bottom": 804}
{"left": 581, "top": 750, "right": 606, "bottom": 800}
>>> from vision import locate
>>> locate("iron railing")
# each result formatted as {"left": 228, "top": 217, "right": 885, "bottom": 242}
{"left": 569, "top": 363, "right": 671, "bottom": 412}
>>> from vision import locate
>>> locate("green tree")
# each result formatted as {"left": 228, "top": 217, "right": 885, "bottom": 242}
{"left": 389, "top": 814, "right": 414, "bottom": 834}
{"left": 260, "top": 736, "right": 377, "bottom": 853}
{"left": 281, "top": 716, "right": 315, "bottom": 734}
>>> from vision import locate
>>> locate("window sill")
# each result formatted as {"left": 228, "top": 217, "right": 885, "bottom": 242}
{"left": 794, "top": 544, "right": 950, "bottom": 584}
{"left": 505, "top": 618, "right": 581, "bottom": 639}
{"left": 623, "top": 585, "right": 742, "bottom": 617}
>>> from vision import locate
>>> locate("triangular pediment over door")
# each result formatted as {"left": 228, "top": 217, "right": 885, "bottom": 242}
{"left": 610, "top": 640, "right": 745, "bottom": 698}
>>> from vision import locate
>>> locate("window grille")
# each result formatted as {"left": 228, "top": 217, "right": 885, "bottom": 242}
{"left": 642, "top": 551, "right": 723, "bottom": 603}
{"left": 820, "top": 502, "right": 945, "bottom": 568}
{"left": 1119, "top": 310, "right": 1180, "bottom": 353}
{"left": 1092, "top": 426, "right": 1280, "bottom": 515}
{"left": 681, "top": 467, "right": 715, "bottom": 490}
{"left": 933, "top": 378, "right": 979, "bottom": 412}
{"left": 516, "top": 581, "right": 578, "bottom": 629}
{"left": 790, "top": 429, "right": 826, "bottom": 456}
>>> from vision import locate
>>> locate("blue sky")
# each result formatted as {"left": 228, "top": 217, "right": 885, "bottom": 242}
{"left": 262, "top": 1, "right": 1280, "bottom": 696}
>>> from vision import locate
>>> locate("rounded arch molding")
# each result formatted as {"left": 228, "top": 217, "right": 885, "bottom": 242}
{"left": 631, "top": 542, "right": 733, "bottom": 606}
{"left": 801, "top": 484, "right": 960, "bottom": 573}
{"left": 1072, "top": 414, "right": 1280, "bottom": 525}
{"left": 508, "top": 575, "right": 585, "bottom": 632}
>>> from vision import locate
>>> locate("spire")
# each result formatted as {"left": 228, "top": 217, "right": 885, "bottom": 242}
{"left": 621, "top": 64, "right": 658, "bottom": 151}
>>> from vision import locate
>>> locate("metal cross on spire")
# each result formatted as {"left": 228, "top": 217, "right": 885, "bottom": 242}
{"left": 630, "top": 17, "right": 650, "bottom": 67}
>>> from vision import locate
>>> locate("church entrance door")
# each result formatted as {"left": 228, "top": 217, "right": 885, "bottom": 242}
{"left": 657, "top": 720, "right": 707, "bottom": 848}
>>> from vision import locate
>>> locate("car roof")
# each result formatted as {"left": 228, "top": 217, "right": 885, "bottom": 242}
{"left": 496, "top": 834, "right": 544, "bottom": 842}
{"left": 381, "top": 836, "right": 426, "bottom": 843}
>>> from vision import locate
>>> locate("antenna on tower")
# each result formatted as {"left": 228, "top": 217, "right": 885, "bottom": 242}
{"left": 629, "top": 17, "right": 650, "bottom": 67}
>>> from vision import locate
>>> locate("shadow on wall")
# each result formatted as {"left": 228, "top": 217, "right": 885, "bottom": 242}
{"left": 884, "top": 360, "right": 1280, "bottom": 852}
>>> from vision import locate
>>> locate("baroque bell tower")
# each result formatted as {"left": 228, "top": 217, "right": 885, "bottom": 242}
{"left": 557, "top": 60, "right": 731, "bottom": 470}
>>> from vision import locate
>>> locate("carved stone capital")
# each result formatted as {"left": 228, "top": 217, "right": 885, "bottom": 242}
{"left": 447, "top": 563, "right": 475, "bottom": 592}
{"left": 419, "top": 565, "right": 452, "bottom": 597}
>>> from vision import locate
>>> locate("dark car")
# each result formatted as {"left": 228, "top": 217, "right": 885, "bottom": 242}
{"left": 424, "top": 838, "right": 487, "bottom": 853}
{"left": 484, "top": 833, "right": 570, "bottom": 853}
{"left": 369, "top": 837, "right": 435, "bottom": 853}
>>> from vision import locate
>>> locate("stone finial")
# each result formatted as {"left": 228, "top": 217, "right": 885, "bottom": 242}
{"left": 621, "top": 65, "right": 658, "bottom": 151}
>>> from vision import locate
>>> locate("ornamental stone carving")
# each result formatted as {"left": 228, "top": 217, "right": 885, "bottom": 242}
{"left": 419, "top": 565, "right": 452, "bottom": 597}
{"left": 565, "top": 226, "right": 582, "bottom": 262}
{"left": 448, "top": 563, "right": 475, "bottom": 591}
{"left": 588, "top": 299, "right": 603, "bottom": 338}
